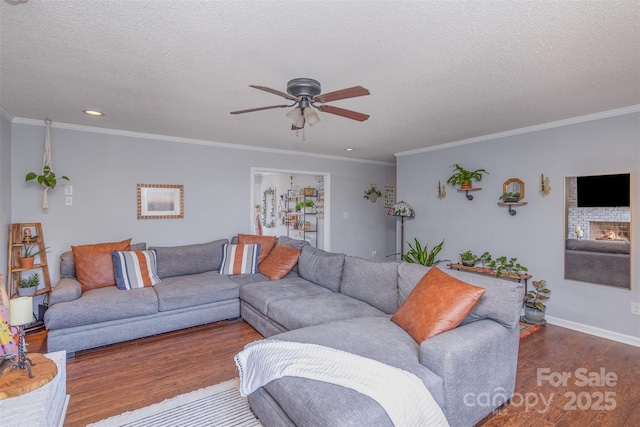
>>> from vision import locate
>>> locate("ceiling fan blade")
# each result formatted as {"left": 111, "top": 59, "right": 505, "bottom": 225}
{"left": 314, "top": 86, "right": 370, "bottom": 103}
{"left": 249, "top": 85, "right": 299, "bottom": 101}
{"left": 230, "top": 105, "right": 290, "bottom": 114}
{"left": 318, "top": 105, "right": 369, "bottom": 122}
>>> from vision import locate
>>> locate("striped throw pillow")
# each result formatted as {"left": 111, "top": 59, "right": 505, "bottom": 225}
{"left": 219, "top": 243, "right": 260, "bottom": 275}
{"left": 112, "top": 250, "right": 161, "bottom": 290}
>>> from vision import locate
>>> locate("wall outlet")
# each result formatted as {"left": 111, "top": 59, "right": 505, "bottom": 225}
{"left": 631, "top": 302, "right": 640, "bottom": 316}
{"left": 64, "top": 196, "right": 72, "bottom": 207}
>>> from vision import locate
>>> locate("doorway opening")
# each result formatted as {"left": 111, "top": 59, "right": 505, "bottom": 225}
{"left": 251, "top": 168, "right": 330, "bottom": 250}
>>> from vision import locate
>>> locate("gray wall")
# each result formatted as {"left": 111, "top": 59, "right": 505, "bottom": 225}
{"left": 397, "top": 112, "right": 640, "bottom": 338}
{"left": 0, "top": 114, "right": 11, "bottom": 282}
{"left": 10, "top": 123, "right": 396, "bottom": 284}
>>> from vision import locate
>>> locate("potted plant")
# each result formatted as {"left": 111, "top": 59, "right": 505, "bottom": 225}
{"left": 18, "top": 273, "right": 40, "bottom": 297}
{"left": 363, "top": 184, "right": 382, "bottom": 203}
{"left": 403, "top": 239, "right": 447, "bottom": 266}
{"left": 489, "top": 256, "right": 528, "bottom": 278}
{"left": 477, "top": 251, "right": 492, "bottom": 269}
{"left": 499, "top": 192, "right": 521, "bottom": 202}
{"left": 25, "top": 165, "right": 69, "bottom": 190}
{"left": 523, "top": 280, "right": 551, "bottom": 323}
{"left": 446, "top": 164, "right": 489, "bottom": 190}
{"left": 459, "top": 250, "right": 477, "bottom": 267}
{"left": 296, "top": 199, "right": 315, "bottom": 213}
{"left": 20, "top": 245, "right": 50, "bottom": 269}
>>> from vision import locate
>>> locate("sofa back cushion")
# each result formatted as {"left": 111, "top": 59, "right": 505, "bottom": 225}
{"left": 298, "top": 246, "right": 345, "bottom": 292}
{"left": 72, "top": 238, "right": 132, "bottom": 292}
{"left": 150, "top": 239, "right": 228, "bottom": 279}
{"left": 398, "top": 263, "right": 523, "bottom": 330}
{"left": 340, "top": 256, "right": 400, "bottom": 314}
{"left": 60, "top": 242, "right": 146, "bottom": 279}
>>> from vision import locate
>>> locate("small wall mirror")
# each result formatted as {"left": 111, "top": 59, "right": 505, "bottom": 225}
{"left": 502, "top": 178, "right": 525, "bottom": 201}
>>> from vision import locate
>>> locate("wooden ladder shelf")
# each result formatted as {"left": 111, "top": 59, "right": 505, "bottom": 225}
{"left": 6, "top": 223, "right": 52, "bottom": 301}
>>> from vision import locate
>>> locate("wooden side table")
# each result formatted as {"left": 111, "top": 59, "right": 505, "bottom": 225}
{"left": 0, "top": 351, "right": 68, "bottom": 427}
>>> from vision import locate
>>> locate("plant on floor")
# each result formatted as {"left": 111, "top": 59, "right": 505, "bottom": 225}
{"left": 403, "top": 238, "right": 447, "bottom": 266}
{"left": 446, "top": 164, "right": 488, "bottom": 189}
{"left": 459, "top": 250, "right": 477, "bottom": 267}
{"left": 523, "top": 280, "right": 551, "bottom": 312}
{"left": 489, "top": 256, "right": 528, "bottom": 277}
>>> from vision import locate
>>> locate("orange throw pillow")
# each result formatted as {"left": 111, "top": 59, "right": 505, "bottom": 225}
{"left": 391, "top": 267, "right": 486, "bottom": 343}
{"left": 238, "top": 234, "right": 277, "bottom": 264}
{"left": 72, "top": 238, "right": 132, "bottom": 292}
{"left": 258, "top": 243, "right": 301, "bottom": 280}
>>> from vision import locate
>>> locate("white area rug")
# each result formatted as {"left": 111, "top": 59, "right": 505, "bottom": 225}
{"left": 88, "top": 378, "right": 261, "bottom": 427}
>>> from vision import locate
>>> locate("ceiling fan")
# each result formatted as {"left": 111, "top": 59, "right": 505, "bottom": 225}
{"left": 230, "top": 78, "right": 370, "bottom": 130}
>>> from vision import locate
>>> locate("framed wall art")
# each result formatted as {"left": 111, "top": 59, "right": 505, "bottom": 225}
{"left": 137, "top": 184, "right": 184, "bottom": 219}
{"left": 384, "top": 186, "right": 395, "bottom": 208}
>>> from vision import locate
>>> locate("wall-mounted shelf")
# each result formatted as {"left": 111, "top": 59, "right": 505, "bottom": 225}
{"left": 498, "top": 201, "right": 528, "bottom": 216}
{"left": 457, "top": 188, "right": 481, "bottom": 201}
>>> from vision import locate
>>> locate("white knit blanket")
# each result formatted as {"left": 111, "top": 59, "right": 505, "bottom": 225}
{"left": 234, "top": 339, "right": 449, "bottom": 427}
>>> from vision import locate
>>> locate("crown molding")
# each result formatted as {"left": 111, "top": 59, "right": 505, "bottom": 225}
{"left": 394, "top": 104, "right": 640, "bottom": 157}
{"left": 10, "top": 117, "right": 395, "bottom": 166}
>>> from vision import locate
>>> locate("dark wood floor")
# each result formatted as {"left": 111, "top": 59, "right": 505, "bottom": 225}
{"left": 26, "top": 321, "right": 639, "bottom": 427}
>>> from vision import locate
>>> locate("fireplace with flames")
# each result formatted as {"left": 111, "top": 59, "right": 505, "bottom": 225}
{"left": 589, "top": 221, "right": 630, "bottom": 242}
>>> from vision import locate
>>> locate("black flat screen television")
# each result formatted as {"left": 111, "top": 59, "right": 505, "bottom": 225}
{"left": 577, "top": 173, "right": 630, "bottom": 207}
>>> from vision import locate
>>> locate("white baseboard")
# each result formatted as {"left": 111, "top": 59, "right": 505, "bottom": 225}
{"left": 546, "top": 315, "right": 640, "bottom": 348}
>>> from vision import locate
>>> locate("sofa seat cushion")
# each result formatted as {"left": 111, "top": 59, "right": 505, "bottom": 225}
{"left": 45, "top": 286, "right": 158, "bottom": 329}
{"left": 268, "top": 293, "right": 385, "bottom": 331}
{"left": 240, "top": 277, "right": 332, "bottom": 316}
{"left": 258, "top": 316, "right": 445, "bottom": 424}
{"left": 153, "top": 271, "right": 239, "bottom": 312}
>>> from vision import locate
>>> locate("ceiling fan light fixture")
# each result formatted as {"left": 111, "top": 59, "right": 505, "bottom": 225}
{"left": 286, "top": 107, "right": 303, "bottom": 125}
{"left": 303, "top": 107, "right": 321, "bottom": 127}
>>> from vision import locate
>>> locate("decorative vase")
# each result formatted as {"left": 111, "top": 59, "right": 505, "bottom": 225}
{"left": 19, "top": 258, "right": 35, "bottom": 269}
{"left": 17, "top": 286, "right": 37, "bottom": 297}
{"left": 524, "top": 305, "right": 545, "bottom": 323}
{"left": 461, "top": 260, "right": 475, "bottom": 267}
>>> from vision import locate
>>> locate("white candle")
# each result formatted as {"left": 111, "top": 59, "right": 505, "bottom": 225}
{"left": 575, "top": 226, "right": 581, "bottom": 233}
{"left": 9, "top": 296, "right": 34, "bottom": 326}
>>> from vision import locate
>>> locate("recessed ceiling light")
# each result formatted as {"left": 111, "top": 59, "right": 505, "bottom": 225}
{"left": 345, "top": 148, "right": 355, "bottom": 151}
{"left": 82, "top": 110, "right": 104, "bottom": 117}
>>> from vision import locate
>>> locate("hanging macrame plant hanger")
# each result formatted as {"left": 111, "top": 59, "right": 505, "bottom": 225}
{"left": 41, "top": 119, "right": 54, "bottom": 209}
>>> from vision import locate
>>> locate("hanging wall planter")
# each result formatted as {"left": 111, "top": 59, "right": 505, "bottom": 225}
{"left": 363, "top": 184, "right": 382, "bottom": 203}
{"left": 25, "top": 119, "right": 70, "bottom": 209}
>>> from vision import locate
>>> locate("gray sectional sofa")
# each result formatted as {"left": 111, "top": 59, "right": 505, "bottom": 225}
{"left": 45, "top": 236, "right": 524, "bottom": 427}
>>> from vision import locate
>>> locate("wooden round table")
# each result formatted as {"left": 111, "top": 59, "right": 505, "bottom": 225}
{"left": 0, "top": 353, "right": 58, "bottom": 400}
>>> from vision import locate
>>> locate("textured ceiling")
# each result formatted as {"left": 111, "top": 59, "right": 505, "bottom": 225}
{"left": 1, "top": 1, "right": 639, "bottom": 163}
